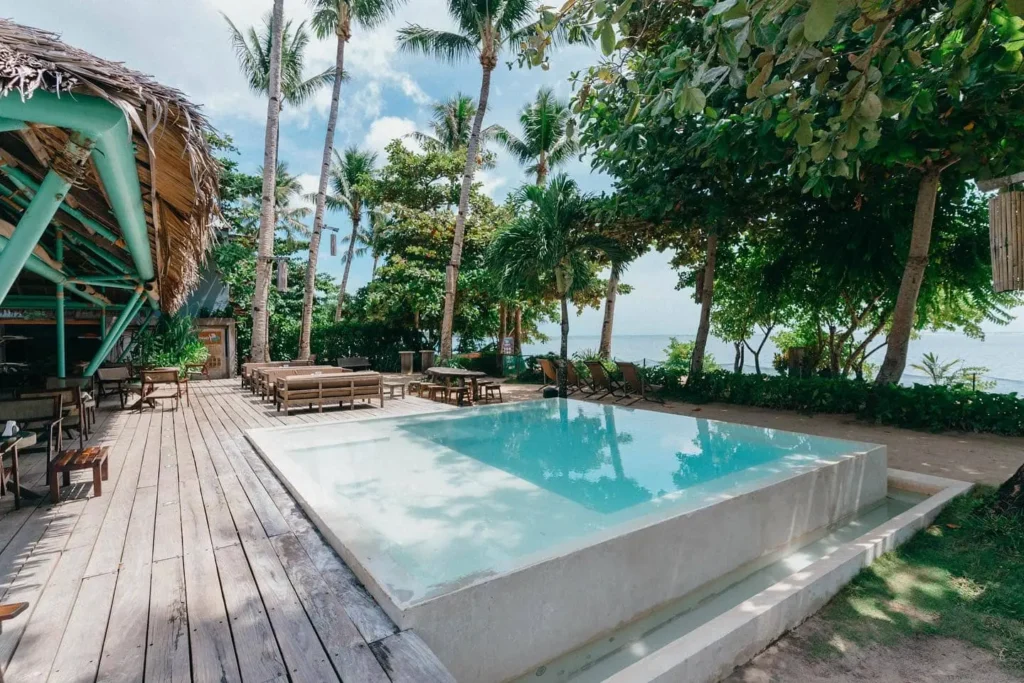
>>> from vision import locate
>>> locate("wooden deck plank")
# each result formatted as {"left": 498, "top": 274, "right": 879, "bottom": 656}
{"left": 95, "top": 484, "right": 157, "bottom": 683}
{"left": 370, "top": 631, "right": 458, "bottom": 683}
{"left": 153, "top": 407, "right": 183, "bottom": 562}
{"left": 145, "top": 557, "right": 191, "bottom": 683}
{"left": 241, "top": 536, "right": 339, "bottom": 682}
{"left": 2, "top": 545, "right": 91, "bottom": 683}
{"left": 136, "top": 408, "right": 163, "bottom": 489}
{"left": 213, "top": 543, "right": 287, "bottom": 683}
{"left": 47, "top": 571, "right": 117, "bottom": 683}
{"left": 270, "top": 533, "right": 390, "bottom": 683}
{"left": 180, "top": 407, "right": 238, "bottom": 550}
{"left": 0, "top": 546, "right": 60, "bottom": 668}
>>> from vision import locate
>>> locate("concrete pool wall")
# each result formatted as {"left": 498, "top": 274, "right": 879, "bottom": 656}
{"left": 250, "top": 417, "right": 887, "bottom": 683}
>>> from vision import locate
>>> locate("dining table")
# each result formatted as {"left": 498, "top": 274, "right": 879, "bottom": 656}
{"left": 426, "top": 367, "right": 488, "bottom": 406}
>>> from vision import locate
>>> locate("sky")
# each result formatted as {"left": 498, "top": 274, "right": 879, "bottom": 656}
{"left": 9, "top": 1, "right": 1022, "bottom": 337}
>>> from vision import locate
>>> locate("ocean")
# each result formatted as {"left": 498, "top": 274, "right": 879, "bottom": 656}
{"left": 521, "top": 332, "right": 1024, "bottom": 394}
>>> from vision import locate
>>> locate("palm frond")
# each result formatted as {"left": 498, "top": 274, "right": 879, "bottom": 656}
{"left": 288, "top": 66, "right": 336, "bottom": 105}
{"left": 397, "top": 25, "right": 477, "bottom": 63}
{"left": 493, "top": 126, "right": 535, "bottom": 166}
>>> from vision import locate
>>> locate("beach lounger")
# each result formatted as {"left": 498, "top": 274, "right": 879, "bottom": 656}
{"left": 616, "top": 361, "right": 665, "bottom": 405}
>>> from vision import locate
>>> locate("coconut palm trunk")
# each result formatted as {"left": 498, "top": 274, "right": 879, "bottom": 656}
{"left": 559, "top": 294, "right": 570, "bottom": 399}
{"left": 875, "top": 167, "right": 941, "bottom": 384}
{"left": 513, "top": 307, "right": 522, "bottom": 355}
{"left": 299, "top": 17, "right": 348, "bottom": 358}
{"left": 599, "top": 265, "right": 619, "bottom": 359}
{"left": 249, "top": 0, "right": 286, "bottom": 364}
{"left": 689, "top": 232, "right": 718, "bottom": 381}
{"left": 336, "top": 211, "right": 360, "bottom": 320}
{"left": 440, "top": 56, "right": 495, "bottom": 360}
{"left": 993, "top": 463, "right": 1024, "bottom": 516}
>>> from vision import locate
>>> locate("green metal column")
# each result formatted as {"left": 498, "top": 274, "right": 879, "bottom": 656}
{"left": 84, "top": 289, "right": 144, "bottom": 377}
{"left": 0, "top": 135, "right": 92, "bottom": 305}
{"left": 117, "top": 307, "right": 155, "bottom": 362}
{"left": 56, "top": 230, "right": 66, "bottom": 378}
{"left": 100, "top": 307, "right": 107, "bottom": 340}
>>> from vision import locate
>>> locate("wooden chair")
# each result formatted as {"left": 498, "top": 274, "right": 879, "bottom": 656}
{"left": 19, "top": 387, "right": 85, "bottom": 450}
{"left": 538, "top": 358, "right": 558, "bottom": 391}
{"left": 584, "top": 361, "right": 626, "bottom": 400}
{"left": 139, "top": 369, "right": 185, "bottom": 412}
{"left": 616, "top": 361, "right": 665, "bottom": 405}
{"left": 483, "top": 384, "right": 504, "bottom": 403}
{"left": 1, "top": 437, "right": 22, "bottom": 509}
{"left": 185, "top": 360, "right": 210, "bottom": 380}
{"left": 96, "top": 366, "right": 132, "bottom": 409}
{"left": 0, "top": 396, "right": 63, "bottom": 486}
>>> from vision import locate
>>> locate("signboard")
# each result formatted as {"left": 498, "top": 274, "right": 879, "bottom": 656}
{"left": 500, "top": 336, "right": 515, "bottom": 355}
{"left": 198, "top": 327, "right": 227, "bottom": 378}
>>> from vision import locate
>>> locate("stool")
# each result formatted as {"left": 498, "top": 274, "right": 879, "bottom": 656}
{"left": 426, "top": 385, "right": 448, "bottom": 402}
{"left": 50, "top": 446, "right": 109, "bottom": 504}
{"left": 484, "top": 384, "right": 503, "bottom": 403}
{"left": 384, "top": 382, "right": 406, "bottom": 399}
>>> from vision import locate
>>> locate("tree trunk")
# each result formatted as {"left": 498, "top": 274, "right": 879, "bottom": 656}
{"left": 992, "top": 463, "right": 1024, "bottom": 517}
{"left": 876, "top": 168, "right": 941, "bottom": 384}
{"left": 536, "top": 150, "right": 548, "bottom": 186}
{"left": 336, "top": 212, "right": 360, "bottom": 321}
{"left": 299, "top": 26, "right": 347, "bottom": 358}
{"left": 439, "top": 60, "right": 494, "bottom": 360}
{"left": 498, "top": 301, "right": 507, "bottom": 365}
{"left": 514, "top": 306, "right": 522, "bottom": 355}
{"left": 599, "top": 267, "right": 619, "bottom": 359}
{"left": 249, "top": 0, "right": 286, "bottom": 364}
{"left": 733, "top": 342, "right": 743, "bottom": 373}
{"left": 371, "top": 253, "right": 379, "bottom": 280}
{"left": 689, "top": 233, "right": 718, "bottom": 381}
{"left": 558, "top": 295, "right": 569, "bottom": 399}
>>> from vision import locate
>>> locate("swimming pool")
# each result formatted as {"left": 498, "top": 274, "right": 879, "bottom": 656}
{"left": 247, "top": 399, "right": 887, "bottom": 682}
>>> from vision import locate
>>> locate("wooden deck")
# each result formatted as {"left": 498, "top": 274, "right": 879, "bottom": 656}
{"left": 0, "top": 378, "right": 458, "bottom": 683}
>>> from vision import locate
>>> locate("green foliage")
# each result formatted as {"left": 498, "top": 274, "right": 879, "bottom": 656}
{"left": 911, "top": 352, "right": 996, "bottom": 390}
{"left": 130, "top": 314, "right": 209, "bottom": 375}
{"left": 812, "top": 488, "right": 1024, "bottom": 670}
{"left": 677, "top": 371, "right": 1024, "bottom": 435}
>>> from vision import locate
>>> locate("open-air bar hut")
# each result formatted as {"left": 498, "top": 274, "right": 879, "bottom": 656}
{"left": 0, "top": 19, "right": 219, "bottom": 380}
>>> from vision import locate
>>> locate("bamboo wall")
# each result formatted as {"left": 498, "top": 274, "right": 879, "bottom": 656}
{"left": 990, "top": 191, "right": 1024, "bottom": 292}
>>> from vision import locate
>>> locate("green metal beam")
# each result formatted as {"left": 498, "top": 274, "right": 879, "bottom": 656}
{"left": 0, "top": 234, "right": 109, "bottom": 308}
{"left": 0, "top": 90, "right": 156, "bottom": 286}
{"left": 0, "top": 165, "right": 123, "bottom": 246}
{"left": 84, "top": 289, "right": 144, "bottom": 376}
{"left": 59, "top": 227, "right": 133, "bottom": 275}
{"left": 0, "top": 296, "right": 122, "bottom": 311}
{"left": 117, "top": 307, "right": 156, "bottom": 362}
{"left": 56, "top": 231, "right": 65, "bottom": 378}
{"left": 0, "top": 135, "right": 93, "bottom": 303}
{"left": 0, "top": 117, "right": 24, "bottom": 133}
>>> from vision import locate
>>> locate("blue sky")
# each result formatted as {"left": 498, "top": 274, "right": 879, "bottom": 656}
{"left": 13, "top": 1, "right": 1023, "bottom": 336}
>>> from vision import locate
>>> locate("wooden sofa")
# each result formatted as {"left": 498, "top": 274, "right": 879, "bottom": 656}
{"left": 241, "top": 360, "right": 315, "bottom": 389}
{"left": 255, "top": 366, "right": 349, "bottom": 401}
{"left": 276, "top": 371, "right": 384, "bottom": 414}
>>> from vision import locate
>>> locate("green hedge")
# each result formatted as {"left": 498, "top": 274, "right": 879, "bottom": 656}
{"left": 677, "top": 371, "right": 1024, "bottom": 436}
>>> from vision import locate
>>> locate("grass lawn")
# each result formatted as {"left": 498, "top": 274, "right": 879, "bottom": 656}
{"left": 808, "top": 488, "right": 1024, "bottom": 672}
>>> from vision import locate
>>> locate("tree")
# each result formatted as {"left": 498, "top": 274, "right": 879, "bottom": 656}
{"left": 258, "top": 162, "right": 311, "bottom": 240}
{"left": 398, "top": 0, "right": 579, "bottom": 360}
{"left": 324, "top": 147, "right": 377, "bottom": 321}
{"left": 494, "top": 87, "right": 579, "bottom": 186}
{"left": 489, "top": 175, "right": 627, "bottom": 397}
{"left": 298, "top": 0, "right": 405, "bottom": 360}
{"left": 410, "top": 93, "right": 498, "bottom": 167}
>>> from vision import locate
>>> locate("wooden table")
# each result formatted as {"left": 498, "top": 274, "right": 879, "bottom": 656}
{"left": 426, "top": 367, "right": 488, "bottom": 406}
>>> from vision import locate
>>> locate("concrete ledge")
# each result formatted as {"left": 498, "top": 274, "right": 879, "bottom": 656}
{"left": 606, "top": 470, "right": 973, "bottom": 683}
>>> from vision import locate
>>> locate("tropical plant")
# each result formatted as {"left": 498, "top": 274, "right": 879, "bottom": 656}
{"left": 409, "top": 93, "right": 499, "bottom": 167}
{"left": 494, "top": 87, "right": 579, "bottom": 186}
{"left": 298, "top": 0, "right": 406, "bottom": 360}
{"left": 398, "top": 0, "right": 582, "bottom": 360}
{"left": 910, "top": 352, "right": 995, "bottom": 391}
{"left": 323, "top": 146, "right": 378, "bottom": 321}
{"left": 129, "top": 314, "right": 209, "bottom": 376}
{"left": 488, "top": 174, "right": 627, "bottom": 397}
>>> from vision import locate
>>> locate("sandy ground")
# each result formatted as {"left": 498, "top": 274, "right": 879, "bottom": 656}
{"left": 724, "top": 619, "right": 1019, "bottom": 682}
{"left": 490, "top": 381, "right": 1024, "bottom": 681}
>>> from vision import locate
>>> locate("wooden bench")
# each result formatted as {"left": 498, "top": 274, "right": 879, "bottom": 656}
{"left": 241, "top": 360, "right": 315, "bottom": 389}
{"left": 336, "top": 356, "right": 372, "bottom": 371}
{"left": 50, "top": 446, "right": 109, "bottom": 504}
{"left": 253, "top": 365, "right": 345, "bottom": 401}
{"left": 276, "top": 371, "right": 383, "bottom": 414}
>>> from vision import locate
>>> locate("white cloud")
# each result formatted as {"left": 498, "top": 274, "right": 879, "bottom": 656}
{"left": 363, "top": 116, "right": 420, "bottom": 159}
{"left": 475, "top": 170, "right": 507, "bottom": 198}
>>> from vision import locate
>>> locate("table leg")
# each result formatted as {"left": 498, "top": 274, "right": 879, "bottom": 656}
{"left": 10, "top": 446, "right": 19, "bottom": 510}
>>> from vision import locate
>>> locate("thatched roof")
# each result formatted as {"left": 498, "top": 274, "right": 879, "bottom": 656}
{"left": 0, "top": 18, "right": 220, "bottom": 312}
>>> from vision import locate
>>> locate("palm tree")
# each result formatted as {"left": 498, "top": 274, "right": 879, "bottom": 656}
{"left": 265, "top": 162, "right": 312, "bottom": 239}
{"left": 494, "top": 87, "right": 579, "bottom": 186}
{"left": 398, "top": 0, "right": 580, "bottom": 361}
{"left": 226, "top": 7, "right": 333, "bottom": 362}
{"left": 410, "top": 93, "right": 498, "bottom": 166}
{"left": 324, "top": 147, "right": 377, "bottom": 321}
{"left": 298, "top": 0, "right": 405, "bottom": 360}
{"left": 598, "top": 258, "right": 630, "bottom": 359}
{"left": 488, "top": 175, "right": 626, "bottom": 397}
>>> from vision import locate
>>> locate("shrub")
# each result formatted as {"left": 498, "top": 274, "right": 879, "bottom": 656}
{"left": 130, "top": 313, "right": 209, "bottom": 376}
{"left": 674, "top": 371, "right": 1024, "bottom": 436}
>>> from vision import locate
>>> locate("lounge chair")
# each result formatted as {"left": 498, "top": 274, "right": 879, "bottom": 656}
{"left": 566, "top": 362, "right": 594, "bottom": 395}
{"left": 616, "top": 361, "right": 665, "bottom": 405}
{"left": 538, "top": 358, "right": 558, "bottom": 391}
{"left": 276, "top": 371, "right": 384, "bottom": 414}
{"left": 584, "top": 361, "right": 626, "bottom": 400}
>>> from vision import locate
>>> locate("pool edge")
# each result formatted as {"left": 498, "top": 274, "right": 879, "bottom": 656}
{"left": 602, "top": 468, "right": 973, "bottom": 683}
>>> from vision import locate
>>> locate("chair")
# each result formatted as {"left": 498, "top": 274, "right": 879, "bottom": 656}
{"left": 615, "top": 361, "right": 665, "bottom": 405}
{"left": 19, "top": 387, "right": 86, "bottom": 450}
{"left": 185, "top": 360, "right": 210, "bottom": 380}
{"left": 566, "top": 362, "right": 594, "bottom": 395}
{"left": 139, "top": 369, "right": 186, "bottom": 412}
{"left": 336, "top": 357, "right": 372, "bottom": 371}
{"left": 96, "top": 366, "right": 132, "bottom": 409}
{"left": 538, "top": 358, "right": 558, "bottom": 391}
{"left": 584, "top": 361, "right": 626, "bottom": 400}
{"left": 0, "top": 396, "right": 63, "bottom": 486}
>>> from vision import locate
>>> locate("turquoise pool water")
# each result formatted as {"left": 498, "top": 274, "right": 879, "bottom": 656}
{"left": 248, "top": 399, "right": 878, "bottom": 602}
